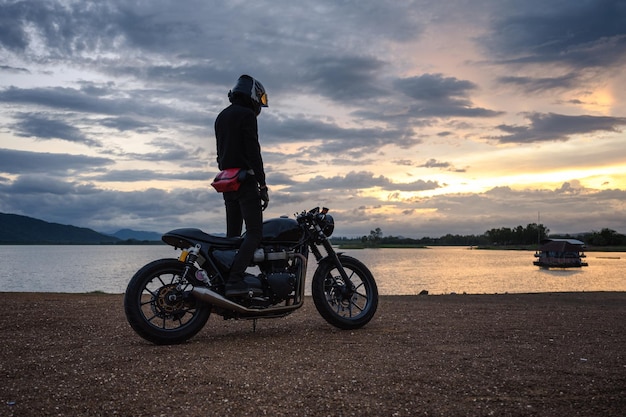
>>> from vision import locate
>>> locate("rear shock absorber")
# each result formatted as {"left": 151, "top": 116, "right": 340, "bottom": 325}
{"left": 179, "top": 244, "right": 211, "bottom": 285}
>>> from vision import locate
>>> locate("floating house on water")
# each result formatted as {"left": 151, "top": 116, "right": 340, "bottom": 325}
{"left": 533, "top": 238, "right": 588, "bottom": 268}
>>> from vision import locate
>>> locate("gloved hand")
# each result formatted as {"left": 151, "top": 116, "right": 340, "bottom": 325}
{"left": 260, "top": 186, "right": 269, "bottom": 211}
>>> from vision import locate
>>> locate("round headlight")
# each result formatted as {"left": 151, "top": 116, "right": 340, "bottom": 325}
{"left": 322, "top": 214, "right": 334, "bottom": 237}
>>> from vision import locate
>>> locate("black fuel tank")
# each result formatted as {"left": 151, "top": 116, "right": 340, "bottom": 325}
{"left": 262, "top": 217, "right": 302, "bottom": 243}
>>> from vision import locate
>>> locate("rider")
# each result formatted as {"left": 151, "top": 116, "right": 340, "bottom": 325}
{"left": 215, "top": 74, "right": 270, "bottom": 297}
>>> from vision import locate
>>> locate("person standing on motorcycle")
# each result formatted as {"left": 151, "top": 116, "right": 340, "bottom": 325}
{"left": 215, "top": 74, "right": 270, "bottom": 297}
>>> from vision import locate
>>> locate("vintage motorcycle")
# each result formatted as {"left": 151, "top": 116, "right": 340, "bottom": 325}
{"left": 124, "top": 207, "right": 378, "bottom": 345}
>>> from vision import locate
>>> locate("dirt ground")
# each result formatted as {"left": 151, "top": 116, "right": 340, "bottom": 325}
{"left": 1, "top": 292, "right": 625, "bottom": 416}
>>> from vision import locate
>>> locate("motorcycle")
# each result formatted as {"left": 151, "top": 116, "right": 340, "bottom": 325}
{"left": 124, "top": 207, "right": 378, "bottom": 345}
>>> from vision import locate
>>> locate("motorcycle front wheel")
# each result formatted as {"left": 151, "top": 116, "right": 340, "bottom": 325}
{"left": 312, "top": 255, "right": 378, "bottom": 330}
{"left": 124, "top": 258, "right": 211, "bottom": 345}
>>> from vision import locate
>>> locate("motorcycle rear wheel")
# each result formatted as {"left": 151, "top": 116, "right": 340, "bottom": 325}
{"left": 312, "top": 255, "right": 378, "bottom": 330}
{"left": 124, "top": 258, "right": 211, "bottom": 345}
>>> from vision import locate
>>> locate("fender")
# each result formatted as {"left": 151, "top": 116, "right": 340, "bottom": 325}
{"left": 312, "top": 252, "right": 346, "bottom": 282}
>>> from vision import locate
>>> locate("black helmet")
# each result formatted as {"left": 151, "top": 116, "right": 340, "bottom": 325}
{"left": 228, "top": 74, "right": 268, "bottom": 115}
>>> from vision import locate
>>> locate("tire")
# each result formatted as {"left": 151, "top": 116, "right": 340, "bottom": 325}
{"left": 124, "top": 259, "right": 211, "bottom": 345}
{"left": 312, "top": 255, "right": 378, "bottom": 330}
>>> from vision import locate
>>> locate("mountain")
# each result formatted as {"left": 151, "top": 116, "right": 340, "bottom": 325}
{"left": 111, "top": 229, "right": 162, "bottom": 241}
{"left": 0, "top": 212, "right": 120, "bottom": 244}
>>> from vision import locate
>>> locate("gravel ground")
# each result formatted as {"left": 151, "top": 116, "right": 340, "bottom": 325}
{"left": 1, "top": 292, "right": 625, "bottom": 417}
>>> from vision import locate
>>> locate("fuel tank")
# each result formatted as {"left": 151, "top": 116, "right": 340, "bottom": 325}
{"left": 261, "top": 217, "right": 302, "bottom": 244}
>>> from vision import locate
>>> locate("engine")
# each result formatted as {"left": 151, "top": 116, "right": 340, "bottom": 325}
{"left": 265, "top": 272, "right": 296, "bottom": 300}
{"left": 209, "top": 217, "right": 304, "bottom": 305}
{"left": 251, "top": 246, "right": 297, "bottom": 301}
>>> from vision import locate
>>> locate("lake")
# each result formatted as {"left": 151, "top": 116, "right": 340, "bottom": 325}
{"left": 0, "top": 245, "right": 624, "bottom": 295}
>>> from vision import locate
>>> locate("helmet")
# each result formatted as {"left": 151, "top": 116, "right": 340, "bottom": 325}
{"left": 228, "top": 74, "right": 268, "bottom": 114}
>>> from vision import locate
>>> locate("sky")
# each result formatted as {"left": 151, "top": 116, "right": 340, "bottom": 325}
{"left": 0, "top": 0, "right": 625, "bottom": 238}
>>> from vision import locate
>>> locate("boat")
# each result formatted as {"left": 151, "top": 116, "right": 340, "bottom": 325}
{"left": 533, "top": 238, "right": 588, "bottom": 268}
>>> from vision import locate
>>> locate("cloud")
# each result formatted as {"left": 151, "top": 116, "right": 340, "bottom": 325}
{"left": 263, "top": 114, "right": 421, "bottom": 156}
{"left": 0, "top": 0, "right": 624, "bottom": 239}
{"left": 11, "top": 113, "right": 101, "bottom": 147}
{"left": 7, "top": 174, "right": 97, "bottom": 195}
{"left": 0, "top": 86, "right": 119, "bottom": 114}
{"left": 0, "top": 175, "right": 224, "bottom": 233}
{"left": 498, "top": 73, "right": 580, "bottom": 93}
{"left": 302, "top": 55, "right": 388, "bottom": 101}
{"left": 282, "top": 171, "right": 441, "bottom": 193}
{"left": 0, "top": 162, "right": 624, "bottom": 238}
{"left": 0, "top": 86, "right": 202, "bottom": 125}
{"left": 0, "top": 148, "right": 113, "bottom": 174}
{"left": 493, "top": 112, "right": 626, "bottom": 143}
{"left": 0, "top": 85, "right": 212, "bottom": 148}
{"left": 0, "top": 2, "right": 31, "bottom": 51}
{"left": 417, "top": 158, "right": 466, "bottom": 173}
{"left": 419, "top": 159, "right": 451, "bottom": 169}
{"left": 484, "top": 0, "right": 626, "bottom": 68}
{"left": 92, "top": 169, "right": 212, "bottom": 182}
{"left": 106, "top": 63, "right": 233, "bottom": 91}
{"left": 396, "top": 73, "right": 477, "bottom": 102}
{"left": 99, "top": 116, "right": 159, "bottom": 133}
{"left": 0, "top": 1, "right": 128, "bottom": 56}
{"left": 0, "top": 65, "right": 29, "bottom": 74}
{"left": 393, "top": 74, "right": 504, "bottom": 119}
{"left": 376, "top": 183, "right": 626, "bottom": 237}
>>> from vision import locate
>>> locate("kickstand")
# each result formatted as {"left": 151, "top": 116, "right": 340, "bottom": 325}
{"left": 252, "top": 319, "right": 258, "bottom": 333}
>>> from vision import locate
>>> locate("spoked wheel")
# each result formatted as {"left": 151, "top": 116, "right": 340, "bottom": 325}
{"left": 312, "top": 255, "right": 378, "bottom": 329}
{"left": 124, "top": 259, "right": 211, "bottom": 345}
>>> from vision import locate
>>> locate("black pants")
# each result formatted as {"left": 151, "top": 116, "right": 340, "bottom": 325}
{"left": 223, "top": 179, "right": 262, "bottom": 282}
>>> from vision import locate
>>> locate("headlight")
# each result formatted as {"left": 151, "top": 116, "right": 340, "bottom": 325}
{"left": 321, "top": 214, "right": 334, "bottom": 237}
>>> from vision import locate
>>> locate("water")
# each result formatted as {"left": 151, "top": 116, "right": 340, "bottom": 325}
{"left": 359, "top": 247, "right": 625, "bottom": 295}
{"left": 0, "top": 245, "right": 624, "bottom": 295}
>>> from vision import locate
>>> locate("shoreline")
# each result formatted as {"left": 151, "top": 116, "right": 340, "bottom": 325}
{"left": 1, "top": 292, "right": 625, "bottom": 416}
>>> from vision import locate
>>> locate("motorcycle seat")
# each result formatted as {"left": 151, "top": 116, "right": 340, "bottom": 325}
{"left": 162, "top": 228, "right": 243, "bottom": 249}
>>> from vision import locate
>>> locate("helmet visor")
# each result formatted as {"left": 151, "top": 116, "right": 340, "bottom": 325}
{"left": 253, "top": 80, "right": 268, "bottom": 107}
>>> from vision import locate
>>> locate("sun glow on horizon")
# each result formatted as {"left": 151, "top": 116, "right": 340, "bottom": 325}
{"left": 580, "top": 88, "right": 615, "bottom": 114}
{"left": 403, "top": 163, "right": 626, "bottom": 198}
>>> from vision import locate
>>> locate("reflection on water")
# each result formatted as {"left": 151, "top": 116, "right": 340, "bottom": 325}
{"left": 0, "top": 245, "right": 624, "bottom": 295}
{"left": 339, "top": 247, "right": 624, "bottom": 295}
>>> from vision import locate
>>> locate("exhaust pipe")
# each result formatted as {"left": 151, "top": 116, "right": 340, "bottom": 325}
{"left": 191, "top": 287, "right": 251, "bottom": 313}
{"left": 191, "top": 286, "right": 304, "bottom": 315}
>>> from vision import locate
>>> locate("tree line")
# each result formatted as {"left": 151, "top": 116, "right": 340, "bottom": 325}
{"left": 331, "top": 225, "right": 626, "bottom": 247}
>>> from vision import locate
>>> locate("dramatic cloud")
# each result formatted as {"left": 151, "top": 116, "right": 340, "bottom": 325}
{"left": 0, "top": 0, "right": 624, "bottom": 237}
{"left": 393, "top": 74, "right": 504, "bottom": 119}
{"left": 302, "top": 55, "right": 388, "bottom": 101}
{"left": 493, "top": 112, "right": 626, "bottom": 143}
{"left": 498, "top": 74, "right": 580, "bottom": 93}
{"left": 485, "top": 0, "right": 626, "bottom": 68}
{"left": 0, "top": 149, "right": 113, "bottom": 174}
{"left": 11, "top": 113, "right": 100, "bottom": 146}
{"left": 282, "top": 171, "right": 441, "bottom": 193}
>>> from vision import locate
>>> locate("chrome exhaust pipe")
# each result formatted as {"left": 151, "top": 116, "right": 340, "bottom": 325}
{"left": 191, "top": 286, "right": 304, "bottom": 315}
{"left": 191, "top": 287, "right": 251, "bottom": 313}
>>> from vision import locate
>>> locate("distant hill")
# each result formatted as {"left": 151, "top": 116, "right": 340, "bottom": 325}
{"left": 0, "top": 213, "right": 120, "bottom": 244}
{"left": 111, "top": 229, "right": 162, "bottom": 241}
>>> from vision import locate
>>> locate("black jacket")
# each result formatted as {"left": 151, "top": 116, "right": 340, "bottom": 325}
{"left": 214, "top": 100, "right": 266, "bottom": 188}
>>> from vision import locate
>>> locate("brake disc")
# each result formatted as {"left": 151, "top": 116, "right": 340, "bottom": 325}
{"left": 152, "top": 284, "right": 186, "bottom": 320}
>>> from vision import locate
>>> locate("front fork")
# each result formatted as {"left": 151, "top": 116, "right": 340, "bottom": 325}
{"left": 314, "top": 238, "right": 356, "bottom": 294}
